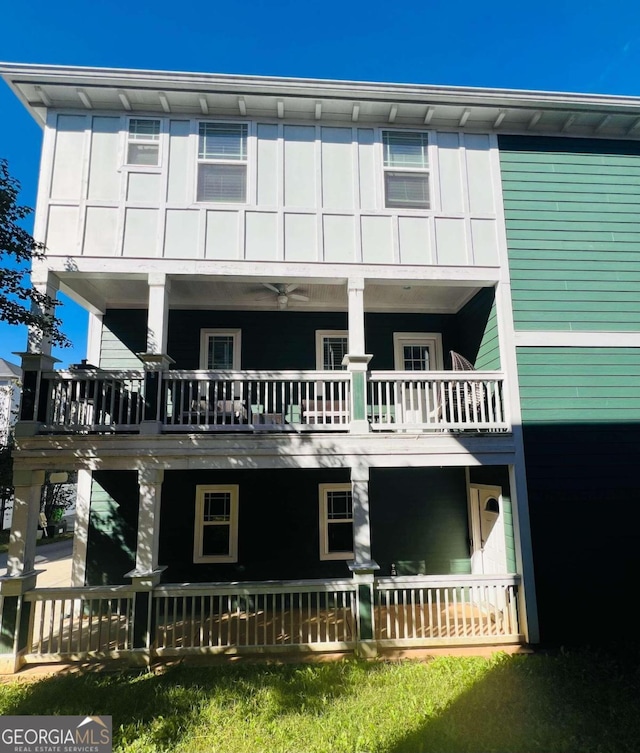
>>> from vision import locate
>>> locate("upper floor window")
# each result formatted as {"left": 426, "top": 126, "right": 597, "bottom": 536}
{"left": 197, "top": 123, "right": 248, "bottom": 203}
{"left": 127, "top": 119, "right": 161, "bottom": 166}
{"left": 316, "top": 331, "right": 348, "bottom": 370}
{"left": 382, "top": 130, "right": 429, "bottom": 209}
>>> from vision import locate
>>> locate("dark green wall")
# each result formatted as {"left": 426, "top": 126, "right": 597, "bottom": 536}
{"left": 499, "top": 135, "right": 640, "bottom": 332}
{"left": 86, "top": 471, "right": 139, "bottom": 586}
{"left": 100, "top": 306, "right": 496, "bottom": 371}
{"left": 454, "top": 288, "right": 500, "bottom": 369}
{"left": 369, "top": 467, "right": 470, "bottom": 576}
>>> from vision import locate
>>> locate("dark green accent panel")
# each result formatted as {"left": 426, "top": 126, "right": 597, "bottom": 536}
{"left": 369, "top": 468, "right": 470, "bottom": 576}
{"left": 357, "top": 584, "right": 373, "bottom": 641}
{"left": 86, "top": 471, "right": 139, "bottom": 586}
{"left": 517, "top": 347, "right": 640, "bottom": 424}
{"left": 0, "top": 596, "right": 19, "bottom": 653}
{"left": 351, "top": 371, "right": 366, "bottom": 420}
{"left": 498, "top": 135, "right": 640, "bottom": 332}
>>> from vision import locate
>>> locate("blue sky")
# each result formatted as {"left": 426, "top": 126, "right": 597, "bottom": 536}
{"left": 2, "top": 0, "right": 640, "bottom": 367}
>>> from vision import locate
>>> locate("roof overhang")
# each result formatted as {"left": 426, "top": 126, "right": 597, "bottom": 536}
{"left": 2, "top": 62, "right": 640, "bottom": 139}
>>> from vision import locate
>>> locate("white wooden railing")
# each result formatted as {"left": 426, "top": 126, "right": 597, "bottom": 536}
{"left": 42, "top": 370, "right": 145, "bottom": 431}
{"left": 9, "top": 575, "right": 522, "bottom": 665}
{"left": 374, "top": 574, "right": 520, "bottom": 644}
{"left": 368, "top": 371, "right": 508, "bottom": 431}
{"left": 153, "top": 579, "right": 357, "bottom": 653}
{"left": 23, "top": 586, "right": 136, "bottom": 659}
{"left": 161, "top": 370, "right": 351, "bottom": 430}
{"left": 31, "top": 369, "right": 510, "bottom": 433}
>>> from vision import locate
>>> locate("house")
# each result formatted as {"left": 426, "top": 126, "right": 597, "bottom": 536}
{"left": 1, "top": 63, "right": 638, "bottom": 672}
{"left": 0, "top": 359, "right": 21, "bottom": 448}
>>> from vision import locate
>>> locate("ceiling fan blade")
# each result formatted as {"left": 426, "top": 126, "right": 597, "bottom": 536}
{"left": 289, "top": 293, "right": 309, "bottom": 301}
{"left": 284, "top": 284, "right": 299, "bottom": 294}
{"left": 262, "top": 283, "right": 281, "bottom": 294}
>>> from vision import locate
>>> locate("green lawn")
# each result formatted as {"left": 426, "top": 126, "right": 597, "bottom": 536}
{"left": 1, "top": 650, "right": 639, "bottom": 752}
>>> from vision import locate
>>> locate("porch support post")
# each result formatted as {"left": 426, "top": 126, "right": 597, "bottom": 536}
{"left": 71, "top": 469, "right": 92, "bottom": 587}
{"left": 345, "top": 279, "right": 372, "bottom": 433}
{"left": 137, "top": 274, "right": 174, "bottom": 433}
{"left": 0, "top": 470, "right": 44, "bottom": 673}
{"left": 348, "top": 464, "right": 379, "bottom": 657}
{"left": 125, "top": 468, "right": 166, "bottom": 663}
{"left": 13, "top": 353, "right": 60, "bottom": 437}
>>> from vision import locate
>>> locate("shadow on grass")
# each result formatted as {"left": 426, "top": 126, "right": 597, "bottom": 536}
{"left": 1, "top": 650, "right": 639, "bottom": 752}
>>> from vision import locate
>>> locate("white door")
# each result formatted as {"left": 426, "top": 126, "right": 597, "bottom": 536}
{"left": 393, "top": 333, "right": 443, "bottom": 425}
{"left": 469, "top": 484, "right": 507, "bottom": 575}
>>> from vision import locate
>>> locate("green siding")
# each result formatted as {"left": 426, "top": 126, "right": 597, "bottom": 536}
{"left": 517, "top": 347, "right": 640, "bottom": 424}
{"left": 499, "top": 136, "right": 640, "bottom": 332}
{"left": 86, "top": 471, "right": 139, "bottom": 586}
{"left": 99, "top": 310, "right": 147, "bottom": 368}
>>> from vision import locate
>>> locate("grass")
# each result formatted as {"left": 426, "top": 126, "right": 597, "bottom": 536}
{"left": 1, "top": 649, "right": 639, "bottom": 752}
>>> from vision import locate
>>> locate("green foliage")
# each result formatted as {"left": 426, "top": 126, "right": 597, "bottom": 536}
{"left": 0, "top": 651, "right": 639, "bottom": 752}
{"left": 0, "top": 158, "right": 69, "bottom": 346}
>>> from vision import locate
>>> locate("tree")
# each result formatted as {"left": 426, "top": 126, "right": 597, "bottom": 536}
{"left": 0, "top": 158, "right": 69, "bottom": 347}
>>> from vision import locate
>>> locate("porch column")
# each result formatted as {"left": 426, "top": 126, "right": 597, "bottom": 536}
{"left": 344, "top": 279, "right": 372, "bottom": 433}
{"left": 348, "top": 464, "right": 379, "bottom": 658}
{"left": 70, "top": 469, "right": 92, "bottom": 587}
{"left": 126, "top": 468, "right": 166, "bottom": 661}
{"left": 0, "top": 470, "right": 44, "bottom": 673}
{"left": 138, "top": 273, "right": 174, "bottom": 433}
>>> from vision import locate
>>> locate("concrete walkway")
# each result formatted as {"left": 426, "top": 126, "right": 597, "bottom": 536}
{"left": 0, "top": 536, "right": 73, "bottom": 587}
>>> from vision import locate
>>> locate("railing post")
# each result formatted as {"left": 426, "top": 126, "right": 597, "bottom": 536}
{"left": 343, "top": 355, "right": 372, "bottom": 433}
{"left": 125, "top": 570, "right": 164, "bottom": 667}
{"left": 349, "top": 565, "right": 379, "bottom": 658}
{"left": 13, "top": 353, "right": 59, "bottom": 437}
{"left": 137, "top": 353, "right": 174, "bottom": 434}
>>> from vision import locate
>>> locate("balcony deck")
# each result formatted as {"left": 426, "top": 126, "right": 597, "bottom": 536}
{"left": 30, "top": 368, "right": 509, "bottom": 435}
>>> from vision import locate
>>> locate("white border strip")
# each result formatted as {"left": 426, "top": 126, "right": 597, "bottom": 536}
{"left": 514, "top": 331, "right": 640, "bottom": 348}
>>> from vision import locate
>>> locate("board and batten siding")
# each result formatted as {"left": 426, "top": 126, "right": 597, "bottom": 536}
{"left": 43, "top": 113, "right": 502, "bottom": 267}
{"left": 499, "top": 135, "right": 640, "bottom": 332}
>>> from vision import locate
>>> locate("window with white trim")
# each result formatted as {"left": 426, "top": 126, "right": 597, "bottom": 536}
{"left": 319, "top": 483, "right": 354, "bottom": 560}
{"left": 199, "top": 329, "right": 242, "bottom": 370}
{"left": 382, "top": 130, "right": 429, "bottom": 209}
{"left": 193, "top": 485, "right": 239, "bottom": 563}
{"left": 316, "top": 331, "right": 348, "bottom": 371}
{"left": 393, "top": 333, "right": 443, "bottom": 371}
{"left": 197, "top": 122, "right": 248, "bottom": 202}
{"left": 127, "top": 119, "right": 161, "bottom": 166}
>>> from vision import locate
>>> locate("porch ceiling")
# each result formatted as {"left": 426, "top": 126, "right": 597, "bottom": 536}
{"left": 58, "top": 274, "right": 479, "bottom": 314}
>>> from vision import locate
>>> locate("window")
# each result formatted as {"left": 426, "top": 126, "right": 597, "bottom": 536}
{"left": 316, "top": 331, "right": 348, "bottom": 370}
{"left": 393, "top": 333, "right": 443, "bottom": 371}
{"left": 197, "top": 122, "right": 248, "bottom": 202}
{"left": 382, "top": 130, "right": 429, "bottom": 209}
{"left": 127, "top": 119, "right": 161, "bottom": 166}
{"left": 199, "top": 329, "right": 242, "bottom": 370}
{"left": 319, "top": 484, "right": 354, "bottom": 560}
{"left": 194, "top": 485, "right": 239, "bottom": 563}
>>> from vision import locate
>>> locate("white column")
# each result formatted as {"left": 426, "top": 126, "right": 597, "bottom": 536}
{"left": 347, "top": 277, "right": 366, "bottom": 355}
{"left": 351, "top": 464, "right": 375, "bottom": 566}
{"left": 146, "top": 272, "right": 170, "bottom": 357}
{"left": 6, "top": 470, "right": 45, "bottom": 578}
{"left": 132, "top": 468, "right": 165, "bottom": 577}
{"left": 27, "top": 270, "right": 59, "bottom": 357}
{"left": 70, "top": 469, "right": 92, "bottom": 587}
{"left": 86, "top": 311, "right": 104, "bottom": 366}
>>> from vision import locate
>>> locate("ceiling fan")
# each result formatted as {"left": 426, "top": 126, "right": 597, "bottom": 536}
{"left": 259, "top": 283, "right": 310, "bottom": 310}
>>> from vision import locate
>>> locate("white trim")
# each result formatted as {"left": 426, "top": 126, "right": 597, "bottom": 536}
{"left": 393, "top": 332, "right": 443, "bottom": 370}
{"left": 315, "top": 330, "right": 349, "bottom": 370}
{"left": 514, "top": 331, "right": 640, "bottom": 348}
{"left": 199, "top": 329, "right": 242, "bottom": 370}
{"left": 319, "top": 483, "right": 354, "bottom": 561}
{"left": 193, "top": 484, "right": 239, "bottom": 563}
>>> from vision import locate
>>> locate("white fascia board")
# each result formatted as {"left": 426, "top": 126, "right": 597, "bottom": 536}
{"left": 4, "top": 62, "right": 640, "bottom": 123}
{"left": 514, "top": 331, "right": 640, "bottom": 348}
